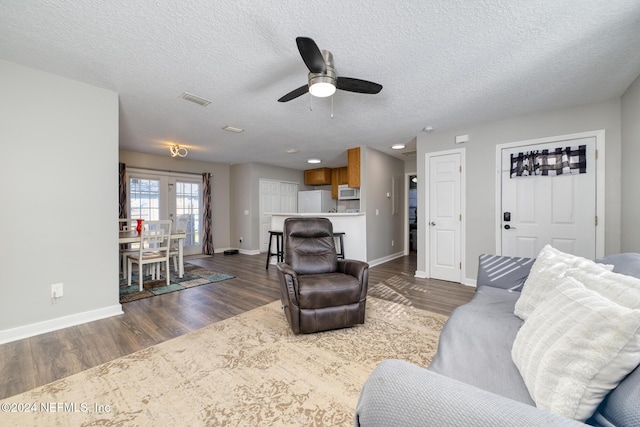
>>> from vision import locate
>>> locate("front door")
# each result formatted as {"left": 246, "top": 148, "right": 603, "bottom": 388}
{"left": 428, "top": 151, "right": 462, "bottom": 282}
{"left": 500, "top": 136, "right": 597, "bottom": 259}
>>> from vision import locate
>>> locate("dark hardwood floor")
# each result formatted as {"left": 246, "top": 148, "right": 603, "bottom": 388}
{"left": 0, "top": 252, "right": 475, "bottom": 400}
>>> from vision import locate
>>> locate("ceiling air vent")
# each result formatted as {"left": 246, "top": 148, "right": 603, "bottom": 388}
{"left": 179, "top": 92, "right": 212, "bottom": 107}
{"left": 402, "top": 151, "right": 417, "bottom": 157}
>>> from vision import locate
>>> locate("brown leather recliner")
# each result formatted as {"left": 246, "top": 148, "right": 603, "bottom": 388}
{"left": 276, "top": 217, "right": 369, "bottom": 334}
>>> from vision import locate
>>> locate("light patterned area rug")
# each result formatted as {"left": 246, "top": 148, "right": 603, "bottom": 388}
{"left": 1, "top": 298, "right": 447, "bottom": 426}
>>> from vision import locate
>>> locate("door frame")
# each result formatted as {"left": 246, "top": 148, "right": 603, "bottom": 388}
{"left": 494, "top": 130, "right": 606, "bottom": 257}
{"left": 404, "top": 171, "right": 416, "bottom": 255}
{"left": 424, "top": 148, "right": 466, "bottom": 281}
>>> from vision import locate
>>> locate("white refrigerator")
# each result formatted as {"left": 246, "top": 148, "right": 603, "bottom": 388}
{"left": 298, "top": 190, "right": 335, "bottom": 213}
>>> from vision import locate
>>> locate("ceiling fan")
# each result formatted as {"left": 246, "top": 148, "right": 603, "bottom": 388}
{"left": 278, "top": 37, "right": 383, "bottom": 102}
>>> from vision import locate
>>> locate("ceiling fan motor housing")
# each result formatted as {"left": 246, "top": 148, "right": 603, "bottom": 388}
{"left": 308, "top": 50, "right": 337, "bottom": 96}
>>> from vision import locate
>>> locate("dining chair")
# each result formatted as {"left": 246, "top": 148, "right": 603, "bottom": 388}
{"left": 127, "top": 219, "right": 172, "bottom": 292}
{"left": 169, "top": 214, "right": 190, "bottom": 272}
{"left": 119, "top": 218, "right": 139, "bottom": 279}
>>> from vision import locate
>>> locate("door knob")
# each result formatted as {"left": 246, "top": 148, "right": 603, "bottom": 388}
{"left": 430, "top": 222, "right": 436, "bottom": 226}
{"left": 504, "top": 224, "right": 516, "bottom": 230}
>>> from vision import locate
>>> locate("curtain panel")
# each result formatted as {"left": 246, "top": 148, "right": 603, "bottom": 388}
{"left": 119, "top": 162, "right": 127, "bottom": 218}
{"left": 202, "top": 172, "right": 214, "bottom": 255}
{"left": 510, "top": 145, "right": 587, "bottom": 178}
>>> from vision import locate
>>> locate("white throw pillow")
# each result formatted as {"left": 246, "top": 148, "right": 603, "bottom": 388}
{"left": 511, "top": 277, "right": 640, "bottom": 421}
{"left": 514, "top": 245, "right": 612, "bottom": 320}
{"left": 566, "top": 267, "right": 640, "bottom": 310}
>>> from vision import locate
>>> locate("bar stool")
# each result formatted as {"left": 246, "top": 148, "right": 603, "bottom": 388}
{"left": 265, "top": 231, "right": 284, "bottom": 269}
{"left": 333, "top": 232, "right": 345, "bottom": 259}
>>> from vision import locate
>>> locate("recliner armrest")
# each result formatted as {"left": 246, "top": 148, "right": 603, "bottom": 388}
{"left": 355, "top": 359, "right": 583, "bottom": 427}
{"left": 275, "top": 262, "right": 297, "bottom": 279}
{"left": 337, "top": 259, "right": 368, "bottom": 279}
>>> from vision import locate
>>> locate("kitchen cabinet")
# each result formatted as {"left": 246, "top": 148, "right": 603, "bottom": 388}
{"left": 304, "top": 167, "right": 332, "bottom": 185}
{"left": 347, "top": 147, "right": 360, "bottom": 188}
{"left": 331, "top": 167, "right": 349, "bottom": 199}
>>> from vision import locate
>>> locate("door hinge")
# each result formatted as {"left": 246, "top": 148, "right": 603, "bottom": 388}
{"left": 459, "top": 262, "right": 462, "bottom": 269}
{"left": 595, "top": 149, "right": 598, "bottom": 160}
{"left": 459, "top": 214, "right": 462, "bottom": 221}
{"left": 459, "top": 166, "right": 462, "bottom": 173}
{"left": 595, "top": 215, "right": 598, "bottom": 226}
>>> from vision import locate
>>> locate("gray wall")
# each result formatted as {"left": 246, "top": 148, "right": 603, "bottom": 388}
{"left": 364, "top": 147, "right": 406, "bottom": 262}
{"left": 0, "top": 60, "right": 119, "bottom": 333}
{"left": 417, "top": 99, "right": 623, "bottom": 282}
{"left": 118, "top": 150, "right": 232, "bottom": 252}
{"left": 621, "top": 74, "right": 640, "bottom": 252}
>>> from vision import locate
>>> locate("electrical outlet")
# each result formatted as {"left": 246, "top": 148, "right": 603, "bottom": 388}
{"left": 392, "top": 240, "right": 395, "bottom": 247}
{"left": 51, "top": 283, "right": 63, "bottom": 299}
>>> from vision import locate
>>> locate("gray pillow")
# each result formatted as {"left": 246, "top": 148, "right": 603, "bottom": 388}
{"left": 476, "top": 254, "right": 535, "bottom": 292}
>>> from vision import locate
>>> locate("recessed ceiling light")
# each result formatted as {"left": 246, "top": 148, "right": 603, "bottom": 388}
{"left": 391, "top": 144, "right": 405, "bottom": 150}
{"left": 307, "top": 159, "right": 321, "bottom": 164}
{"left": 223, "top": 125, "right": 244, "bottom": 133}
{"left": 423, "top": 126, "right": 435, "bottom": 133}
{"left": 285, "top": 148, "right": 300, "bottom": 154}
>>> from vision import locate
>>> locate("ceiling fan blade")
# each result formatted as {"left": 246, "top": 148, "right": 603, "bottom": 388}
{"left": 278, "top": 84, "right": 309, "bottom": 102}
{"left": 296, "top": 37, "right": 326, "bottom": 74}
{"left": 336, "top": 77, "right": 383, "bottom": 94}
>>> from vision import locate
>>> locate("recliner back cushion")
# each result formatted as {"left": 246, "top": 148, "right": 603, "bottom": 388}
{"left": 284, "top": 218, "right": 338, "bottom": 275}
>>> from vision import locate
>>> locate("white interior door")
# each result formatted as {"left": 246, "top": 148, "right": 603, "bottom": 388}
{"left": 501, "top": 137, "right": 597, "bottom": 259}
{"left": 259, "top": 180, "right": 298, "bottom": 253}
{"left": 428, "top": 152, "right": 462, "bottom": 282}
{"left": 259, "top": 180, "right": 280, "bottom": 253}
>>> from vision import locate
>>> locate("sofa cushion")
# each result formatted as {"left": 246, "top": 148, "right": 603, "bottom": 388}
{"left": 514, "top": 245, "right": 612, "bottom": 320}
{"left": 428, "top": 286, "right": 534, "bottom": 405}
{"left": 511, "top": 277, "right": 640, "bottom": 421}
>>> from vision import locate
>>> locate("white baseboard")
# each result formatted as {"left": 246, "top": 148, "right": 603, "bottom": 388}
{"left": 367, "top": 251, "right": 405, "bottom": 268}
{"left": 414, "top": 270, "right": 477, "bottom": 288}
{"left": 0, "top": 304, "right": 124, "bottom": 345}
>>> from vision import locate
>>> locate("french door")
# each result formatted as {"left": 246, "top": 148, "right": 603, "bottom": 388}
{"left": 127, "top": 168, "right": 202, "bottom": 255}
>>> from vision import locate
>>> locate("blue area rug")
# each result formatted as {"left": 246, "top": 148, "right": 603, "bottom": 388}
{"left": 120, "top": 263, "right": 234, "bottom": 303}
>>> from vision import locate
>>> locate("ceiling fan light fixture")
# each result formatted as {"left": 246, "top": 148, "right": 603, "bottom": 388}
{"left": 309, "top": 78, "right": 336, "bottom": 98}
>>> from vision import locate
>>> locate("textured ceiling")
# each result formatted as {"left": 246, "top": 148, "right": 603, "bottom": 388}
{"left": 1, "top": 1, "right": 639, "bottom": 169}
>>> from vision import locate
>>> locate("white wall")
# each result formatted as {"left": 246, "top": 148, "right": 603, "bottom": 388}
{"left": 0, "top": 60, "right": 120, "bottom": 341}
{"left": 621, "top": 74, "right": 640, "bottom": 252}
{"left": 118, "top": 150, "right": 232, "bottom": 252}
{"left": 417, "top": 99, "right": 623, "bottom": 282}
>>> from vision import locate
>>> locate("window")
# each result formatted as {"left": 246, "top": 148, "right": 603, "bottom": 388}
{"left": 130, "top": 178, "right": 160, "bottom": 221}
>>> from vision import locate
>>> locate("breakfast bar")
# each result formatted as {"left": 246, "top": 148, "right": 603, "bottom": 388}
{"left": 268, "top": 212, "right": 366, "bottom": 262}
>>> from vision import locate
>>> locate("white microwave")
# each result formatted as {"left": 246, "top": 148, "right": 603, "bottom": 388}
{"left": 338, "top": 185, "right": 360, "bottom": 200}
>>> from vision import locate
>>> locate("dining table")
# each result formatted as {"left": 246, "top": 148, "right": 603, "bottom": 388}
{"left": 119, "top": 230, "right": 187, "bottom": 278}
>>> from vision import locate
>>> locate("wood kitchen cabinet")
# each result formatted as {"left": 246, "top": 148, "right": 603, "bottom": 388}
{"left": 331, "top": 167, "right": 349, "bottom": 198}
{"left": 304, "top": 167, "right": 332, "bottom": 186}
{"left": 347, "top": 147, "right": 361, "bottom": 188}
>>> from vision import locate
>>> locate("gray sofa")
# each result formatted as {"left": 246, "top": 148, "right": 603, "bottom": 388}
{"left": 355, "top": 253, "right": 640, "bottom": 426}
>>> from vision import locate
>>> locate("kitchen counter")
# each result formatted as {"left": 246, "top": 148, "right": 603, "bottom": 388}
{"left": 268, "top": 213, "right": 367, "bottom": 262}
